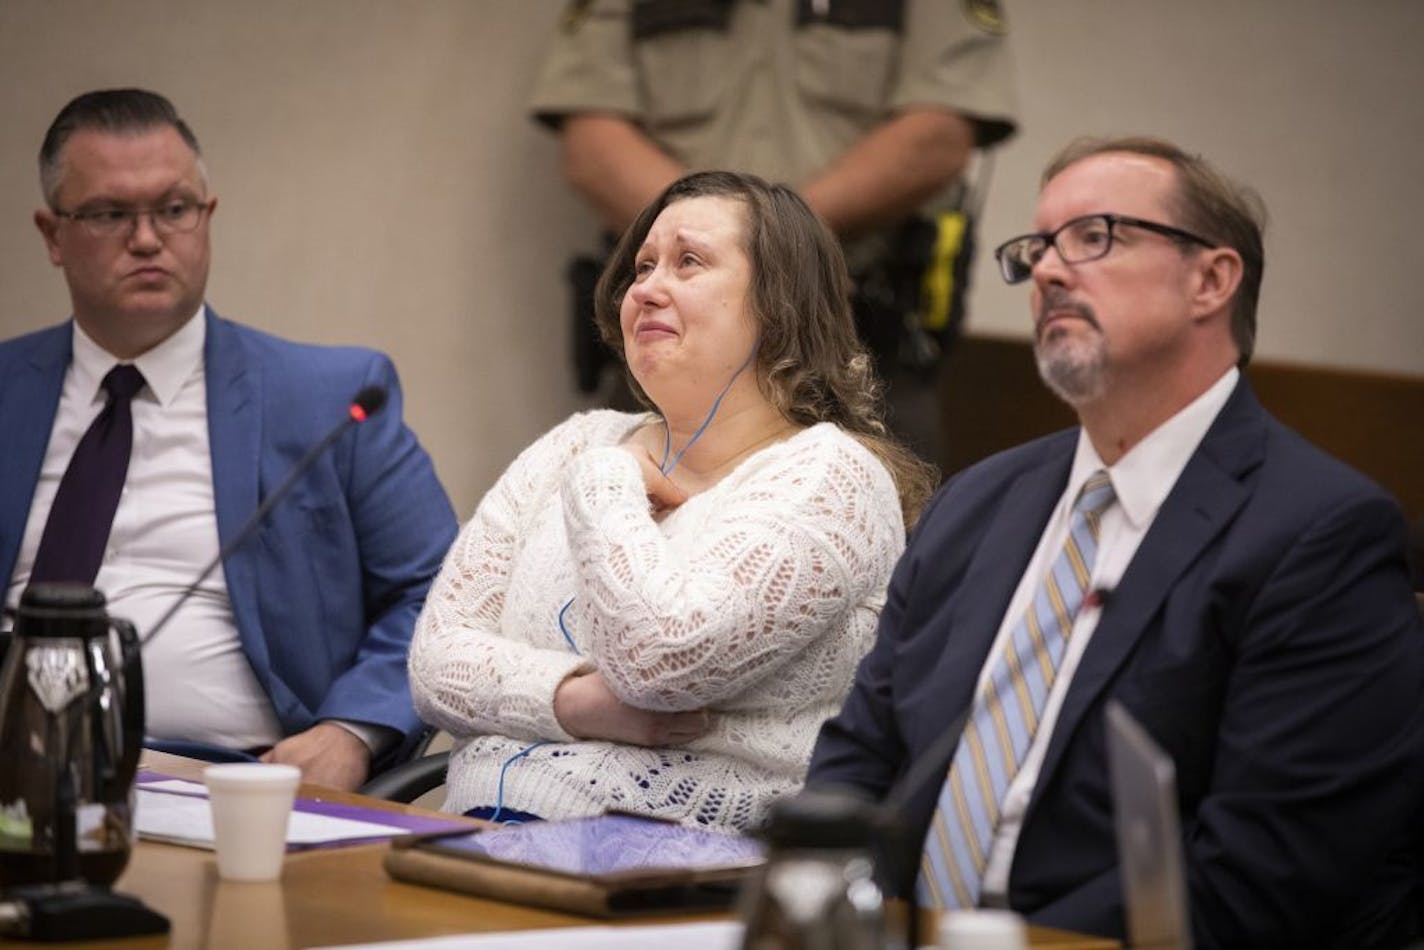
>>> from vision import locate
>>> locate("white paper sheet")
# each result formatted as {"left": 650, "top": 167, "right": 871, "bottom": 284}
{"left": 309, "top": 920, "right": 744, "bottom": 950}
{"left": 134, "top": 788, "right": 409, "bottom": 848}
{"left": 138, "top": 777, "right": 208, "bottom": 795}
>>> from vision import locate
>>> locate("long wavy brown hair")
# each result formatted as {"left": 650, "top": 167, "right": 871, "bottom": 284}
{"left": 593, "top": 170, "right": 937, "bottom": 528}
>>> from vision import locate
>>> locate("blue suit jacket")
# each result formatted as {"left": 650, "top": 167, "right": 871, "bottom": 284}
{"left": 0, "top": 310, "right": 457, "bottom": 758}
{"left": 809, "top": 380, "right": 1424, "bottom": 948}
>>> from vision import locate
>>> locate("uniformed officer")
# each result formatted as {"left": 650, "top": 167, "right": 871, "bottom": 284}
{"left": 530, "top": 0, "right": 1018, "bottom": 468}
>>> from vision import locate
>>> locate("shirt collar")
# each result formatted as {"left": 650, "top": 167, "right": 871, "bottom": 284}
{"left": 1068, "top": 366, "right": 1240, "bottom": 529}
{"left": 70, "top": 305, "right": 206, "bottom": 408}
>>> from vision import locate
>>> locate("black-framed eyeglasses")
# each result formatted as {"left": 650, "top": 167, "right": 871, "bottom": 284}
{"left": 993, "top": 213, "right": 1217, "bottom": 284}
{"left": 53, "top": 198, "right": 212, "bottom": 239}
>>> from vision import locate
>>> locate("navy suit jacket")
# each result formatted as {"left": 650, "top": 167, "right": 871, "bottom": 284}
{"left": 809, "top": 380, "right": 1424, "bottom": 948}
{"left": 0, "top": 309, "right": 457, "bottom": 758}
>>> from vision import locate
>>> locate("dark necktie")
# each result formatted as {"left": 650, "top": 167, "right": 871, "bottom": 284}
{"left": 29, "top": 364, "right": 147, "bottom": 585}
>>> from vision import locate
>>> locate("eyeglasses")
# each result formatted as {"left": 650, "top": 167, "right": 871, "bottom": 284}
{"left": 53, "top": 198, "right": 211, "bottom": 239}
{"left": 993, "top": 213, "right": 1216, "bottom": 284}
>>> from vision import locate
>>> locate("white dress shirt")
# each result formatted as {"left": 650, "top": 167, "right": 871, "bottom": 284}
{"left": 978, "top": 367, "right": 1240, "bottom": 900}
{"left": 6, "top": 310, "right": 283, "bottom": 748}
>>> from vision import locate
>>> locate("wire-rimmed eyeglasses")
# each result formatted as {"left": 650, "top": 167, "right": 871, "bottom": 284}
{"left": 993, "top": 213, "right": 1216, "bottom": 284}
{"left": 53, "top": 198, "right": 212, "bottom": 239}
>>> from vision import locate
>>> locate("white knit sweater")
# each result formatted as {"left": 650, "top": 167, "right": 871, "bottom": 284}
{"left": 409, "top": 410, "right": 904, "bottom": 830}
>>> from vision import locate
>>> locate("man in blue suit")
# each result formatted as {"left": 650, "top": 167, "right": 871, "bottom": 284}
{"left": 809, "top": 137, "right": 1424, "bottom": 946}
{"left": 1, "top": 89, "right": 457, "bottom": 790}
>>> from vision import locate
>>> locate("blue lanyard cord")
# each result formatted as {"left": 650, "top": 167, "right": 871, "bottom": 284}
{"left": 557, "top": 596, "right": 579, "bottom": 653}
{"left": 503, "top": 595, "right": 577, "bottom": 817}
{"left": 490, "top": 739, "right": 551, "bottom": 824}
{"left": 657, "top": 347, "right": 757, "bottom": 477}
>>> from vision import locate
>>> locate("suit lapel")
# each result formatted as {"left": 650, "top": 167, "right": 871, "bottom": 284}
{"left": 1031, "top": 383, "right": 1268, "bottom": 801}
{"left": 203, "top": 310, "right": 262, "bottom": 639}
{"left": 0, "top": 326, "right": 71, "bottom": 584}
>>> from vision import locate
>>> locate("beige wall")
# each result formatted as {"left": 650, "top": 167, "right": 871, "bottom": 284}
{"left": 0, "top": 0, "right": 599, "bottom": 517}
{"left": 2, "top": 1, "right": 1421, "bottom": 517}
{"left": 968, "top": 0, "right": 1424, "bottom": 378}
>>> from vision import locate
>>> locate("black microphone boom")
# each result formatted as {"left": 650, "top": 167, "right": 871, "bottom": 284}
{"left": 882, "top": 705, "right": 972, "bottom": 815}
{"left": 352, "top": 385, "right": 387, "bottom": 419}
{"left": 141, "top": 387, "right": 388, "bottom": 645}
{"left": 873, "top": 704, "right": 973, "bottom": 949}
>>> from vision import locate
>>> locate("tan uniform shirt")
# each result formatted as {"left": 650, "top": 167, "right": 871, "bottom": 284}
{"left": 530, "top": 0, "right": 1018, "bottom": 223}
{"left": 531, "top": 0, "right": 1020, "bottom": 454}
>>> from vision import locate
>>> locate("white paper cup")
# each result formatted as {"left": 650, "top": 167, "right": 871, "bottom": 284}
{"left": 203, "top": 763, "right": 301, "bottom": 882}
{"left": 938, "top": 909, "right": 1027, "bottom": 950}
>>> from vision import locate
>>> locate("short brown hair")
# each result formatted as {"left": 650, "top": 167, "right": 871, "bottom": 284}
{"left": 593, "top": 170, "right": 936, "bottom": 526}
{"left": 1043, "top": 136, "right": 1267, "bottom": 364}
{"left": 40, "top": 88, "right": 203, "bottom": 208}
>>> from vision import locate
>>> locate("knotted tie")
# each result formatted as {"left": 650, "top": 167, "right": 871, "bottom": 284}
{"left": 29, "top": 364, "right": 147, "bottom": 585}
{"left": 918, "top": 470, "right": 1117, "bottom": 909}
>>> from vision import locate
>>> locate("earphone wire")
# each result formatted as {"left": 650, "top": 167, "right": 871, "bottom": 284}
{"left": 657, "top": 346, "right": 757, "bottom": 476}
{"left": 557, "top": 596, "right": 579, "bottom": 654}
{"left": 489, "top": 739, "right": 550, "bottom": 824}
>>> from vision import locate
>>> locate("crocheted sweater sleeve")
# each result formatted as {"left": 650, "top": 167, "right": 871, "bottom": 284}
{"left": 562, "top": 426, "right": 903, "bottom": 712}
{"left": 409, "top": 416, "right": 598, "bottom": 743}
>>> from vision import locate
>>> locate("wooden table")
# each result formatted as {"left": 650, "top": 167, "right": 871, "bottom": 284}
{"left": 6, "top": 753, "right": 1117, "bottom": 948}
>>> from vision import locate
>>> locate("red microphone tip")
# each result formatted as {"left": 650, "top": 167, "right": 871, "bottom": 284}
{"left": 349, "top": 405, "right": 368, "bottom": 422}
{"left": 1083, "top": 588, "right": 1111, "bottom": 610}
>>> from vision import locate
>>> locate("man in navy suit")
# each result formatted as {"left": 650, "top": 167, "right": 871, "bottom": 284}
{"left": 809, "top": 137, "right": 1424, "bottom": 946}
{"left": 0, "top": 89, "right": 457, "bottom": 790}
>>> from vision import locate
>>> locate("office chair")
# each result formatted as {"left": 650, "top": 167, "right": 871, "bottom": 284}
{"left": 357, "top": 749, "right": 450, "bottom": 803}
{"left": 146, "top": 728, "right": 443, "bottom": 800}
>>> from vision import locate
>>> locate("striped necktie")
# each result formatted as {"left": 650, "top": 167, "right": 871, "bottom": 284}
{"left": 918, "top": 470, "right": 1117, "bottom": 909}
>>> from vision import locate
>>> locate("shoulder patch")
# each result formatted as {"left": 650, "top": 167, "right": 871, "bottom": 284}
{"left": 963, "top": 0, "right": 1007, "bottom": 35}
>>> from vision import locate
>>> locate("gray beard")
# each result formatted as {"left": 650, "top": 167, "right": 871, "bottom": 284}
{"left": 1035, "top": 331, "right": 1109, "bottom": 406}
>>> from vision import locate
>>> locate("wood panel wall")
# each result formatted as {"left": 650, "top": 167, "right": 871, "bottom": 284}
{"left": 938, "top": 335, "right": 1424, "bottom": 524}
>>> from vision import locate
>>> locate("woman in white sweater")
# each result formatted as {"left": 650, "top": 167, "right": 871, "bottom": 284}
{"left": 409, "top": 171, "right": 935, "bottom": 830}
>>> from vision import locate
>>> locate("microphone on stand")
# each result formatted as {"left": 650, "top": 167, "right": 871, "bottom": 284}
{"left": 142, "top": 385, "right": 387, "bottom": 645}
{"left": 0, "top": 386, "right": 387, "bottom": 943}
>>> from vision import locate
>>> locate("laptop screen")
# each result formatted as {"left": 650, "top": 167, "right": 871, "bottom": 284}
{"left": 1105, "top": 700, "right": 1194, "bottom": 950}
